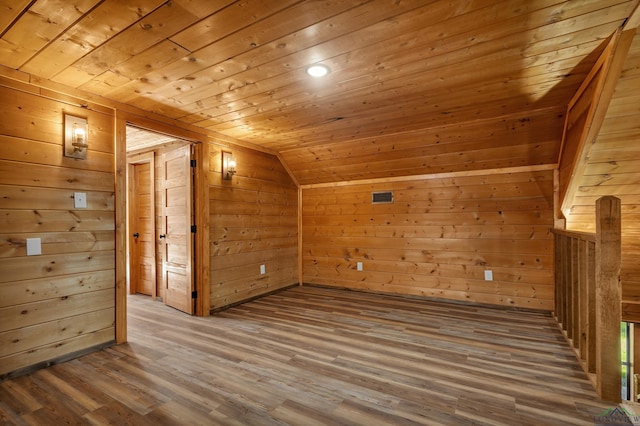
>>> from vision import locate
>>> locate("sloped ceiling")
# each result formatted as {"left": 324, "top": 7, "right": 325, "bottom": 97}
{"left": 563, "top": 27, "right": 640, "bottom": 310}
{"left": 0, "top": 0, "right": 637, "bottom": 184}
{"left": 565, "top": 27, "right": 640, "bottom": 231}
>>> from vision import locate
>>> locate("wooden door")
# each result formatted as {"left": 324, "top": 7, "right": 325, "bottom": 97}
{"left": 160, "top": 144, "right": 194, "bottom": 314}
{"left": 128, "top": 157, "right": 156, "bottom": 297}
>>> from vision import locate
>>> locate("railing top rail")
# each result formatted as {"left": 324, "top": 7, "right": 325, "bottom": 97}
{"left": 551, "top": 228, "right": 597, "bottom": 242}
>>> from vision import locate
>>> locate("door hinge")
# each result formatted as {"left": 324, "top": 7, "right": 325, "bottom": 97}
{"left": 191, "top": 290, "right": 197, "bottom": 299}
{"left": 190, "top": 159, "right": 196, "bottom": 167}
{"left": 191, "top": 225, "right": 196, "bottom": 233}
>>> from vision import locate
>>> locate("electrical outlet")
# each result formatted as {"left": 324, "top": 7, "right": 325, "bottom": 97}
{"left": 260, "top": 264, "right": 266, "bottom": 275}
{"left": 357, "top": 262, "right": 363, "bottom": 271}
{"left": 484, "top": 270, "right": 493, "bottom": 281}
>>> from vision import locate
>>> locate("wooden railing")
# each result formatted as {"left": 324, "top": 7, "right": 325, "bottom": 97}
{"left": 553, "top": 196, "right": 622, "bottom": 402}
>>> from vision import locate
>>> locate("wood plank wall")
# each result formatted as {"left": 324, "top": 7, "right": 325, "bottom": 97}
{"left": 302, "top": 169, "right": 556, "bottom": 310}
{"left": 209, "top": 145, "right": 298, "bottom": 310}
{"left": 0, "top": 83, "right": 116, "bottom": 378}
{"left": 565, "top": 29, "right": 640, "bottom": 322}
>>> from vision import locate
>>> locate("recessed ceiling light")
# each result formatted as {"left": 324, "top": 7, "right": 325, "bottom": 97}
{"left": 307, "top": 64, "right": 330, "bottom": 77}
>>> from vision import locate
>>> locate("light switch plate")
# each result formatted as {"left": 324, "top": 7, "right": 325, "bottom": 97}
{"left": 260, "top": 264, "right": 266, "bottom": 275}
{"left": 484, "top": 270, "right": 493, "bottom": 281}
{"left": 357, "top": 262, "right": 363, "bottom": 271}
{"left": 26, "top": 238, "right": 42, "bottom": 256}
{"left": 74, "top": 192, "right": 87, "bottom": 209}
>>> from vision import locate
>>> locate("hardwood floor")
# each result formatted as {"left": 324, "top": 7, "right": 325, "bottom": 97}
{"left": 0, "top": 286, "right": 625, "bottom": 425}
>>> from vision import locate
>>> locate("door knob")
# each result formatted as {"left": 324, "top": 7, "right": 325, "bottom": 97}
{"left": 133, "top": 233, "right": 139, "bottom": 238}
{"left": 159, "top": 234, "right": 166, "bottom": 239}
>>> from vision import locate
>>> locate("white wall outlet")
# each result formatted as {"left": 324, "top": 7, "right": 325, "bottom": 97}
{"left": 74, "top": 192, "right": 87, "bottom": 209}
{"left": 26, "top": 238, "right": 42, "bottom": 256}
{"left": 357, "top": 262, "right": 363, "bottom": 271}
{"left": 260, "top": 264, "right": 266, "bottom": 275}
{"left": 484, "top": 270, "right": 493, "bottom": 281}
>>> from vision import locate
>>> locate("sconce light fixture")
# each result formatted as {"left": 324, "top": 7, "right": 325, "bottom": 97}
{"left": 222, "top": 151, "right": 236, "bottom": 180}
{"left": 64, "top": 114, "right": 88, "bottom": 159}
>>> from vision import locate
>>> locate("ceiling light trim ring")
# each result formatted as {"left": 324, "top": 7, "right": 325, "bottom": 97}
{"left": 307, "top": 64, "right": 330, "bottom": 77}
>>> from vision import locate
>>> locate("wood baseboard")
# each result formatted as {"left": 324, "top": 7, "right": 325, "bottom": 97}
{"left": 209, "top": 283, "right": 300, "bottom": 314}
{"left": 301, "top": 282, "right": 551, "bottom": 314}
{"left": 0, "top": 340, "right": 116, "bottom": 382}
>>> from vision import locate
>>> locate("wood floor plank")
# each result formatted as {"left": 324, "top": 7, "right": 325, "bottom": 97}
{"left": 0, "top": 286, "right": 627, "bottom": 425}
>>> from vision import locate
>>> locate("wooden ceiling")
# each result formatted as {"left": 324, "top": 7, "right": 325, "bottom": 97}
{"left": 565, "top": 27, "right": 640, "bottom": 232}
{"left": 0, "top": 0, "right": 637, "bottom": 184}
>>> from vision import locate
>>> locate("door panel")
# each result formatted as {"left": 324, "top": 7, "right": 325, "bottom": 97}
{"left": 160, "top": 144, "right": 194, "bottom": 314}
{"left": 130, "top": 161, "right": 156, "bottom": 297}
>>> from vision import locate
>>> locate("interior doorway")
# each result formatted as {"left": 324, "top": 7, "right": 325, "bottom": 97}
{"left": 127, "top": 152, "right": 156, "bottom": 299}
{"left": 126, "top": 126, "right": 197, "bottom": 315}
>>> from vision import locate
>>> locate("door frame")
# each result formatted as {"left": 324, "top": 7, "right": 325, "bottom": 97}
{"left": 126, "top": 152, "right": 156, "bottom": 298}
{"left": 115, "top": 114, "right": 210, "bottom": 344}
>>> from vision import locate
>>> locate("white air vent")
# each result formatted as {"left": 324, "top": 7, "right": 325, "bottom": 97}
{"left": 372, "top": 191, "right": 393, "bottom": 204}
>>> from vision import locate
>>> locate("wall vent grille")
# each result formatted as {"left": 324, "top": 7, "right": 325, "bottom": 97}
{"left": 372, "top": 191, "right": 393, "bottom": 204}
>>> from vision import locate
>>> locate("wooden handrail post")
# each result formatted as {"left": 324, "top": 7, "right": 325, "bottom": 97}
{"left": 595, "top": 195, "right": 622, "bottom": 402}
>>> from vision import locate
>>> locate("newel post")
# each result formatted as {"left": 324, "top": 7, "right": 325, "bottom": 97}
{"left": 595, "top": 195, "right": 622, "bottom": 402}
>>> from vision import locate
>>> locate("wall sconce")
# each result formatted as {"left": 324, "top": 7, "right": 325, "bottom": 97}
{"left": 222, "top": 151, "right": 236, "bottom": 180}
{"left": 64, "top": 114, "right": 88, "bottom": 159}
